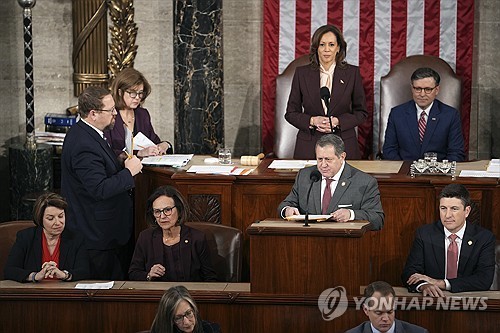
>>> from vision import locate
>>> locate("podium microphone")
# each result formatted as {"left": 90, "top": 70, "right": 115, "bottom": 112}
{"left": 304, "top": 169, "right": 322, "bottom": 227}
{"left": 320, "top": 87, "right": 334, "bottom": 133}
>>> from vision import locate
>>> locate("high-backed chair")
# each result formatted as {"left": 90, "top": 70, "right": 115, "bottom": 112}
{"left": 274, "top": 54, "right": 310, "bottom": 158}
{"left": 185, "top": 222, "right": 243, "bottom": 282}
{"left": 0, "top": 220, "right": 35, "bottom": 280}
{"left": 491, "top": 240, "right": 500, "bottom": 290}
{"left": 378, "top": 55, "right": 462, "bottom": 157}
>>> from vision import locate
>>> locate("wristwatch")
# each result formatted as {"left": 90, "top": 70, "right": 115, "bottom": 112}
{"left": 62, "top": 270, "right": 71, "bottom": 281}
{"left": 146, "top": 274, "right": 151, "bottom": 281}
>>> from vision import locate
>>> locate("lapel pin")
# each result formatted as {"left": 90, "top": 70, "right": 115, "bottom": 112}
{"left": 340, "top": 79, "right": 345, "bottom": 84}
{"left": 432, "top": 118, "right": 436, "bottom": 121}
{"left": 468, "top": 240, "right": 472, "bottom": 246}
{"left": 341, "top": 182, "right": 346, "bottom": 186}
{"left": 185, "top": 239, "right": 189, "bottom": 244}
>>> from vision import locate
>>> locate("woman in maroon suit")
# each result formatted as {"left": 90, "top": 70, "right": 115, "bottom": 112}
{"left": 104, "top": 68, "right": 172, "bottom": 159}
{"left": 285, "top": 25, "right": 368, "bottom": 160}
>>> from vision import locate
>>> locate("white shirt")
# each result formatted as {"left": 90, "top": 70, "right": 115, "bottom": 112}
{"left": 370, "top": 321, "right": 395, "bottom": 333}
{"left": 416, "top": 101, "right": 434, "bottom": 122}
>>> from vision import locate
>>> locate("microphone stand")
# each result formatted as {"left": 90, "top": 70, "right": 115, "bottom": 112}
{"left": 304, "top": 178, "right": 316, "bottom": 227}
{"left": 320, "top": 87, "right": 334, "bottom": 133}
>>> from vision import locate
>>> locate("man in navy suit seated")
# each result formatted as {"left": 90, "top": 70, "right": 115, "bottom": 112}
{"left": 345, "top": 281, "right": 428, "bottom": 333}
{"left": 402, "top": 184, "right": 495, "bottom": 296}
{"left": 383, "top": 67, "right": 465, "bottom": 161}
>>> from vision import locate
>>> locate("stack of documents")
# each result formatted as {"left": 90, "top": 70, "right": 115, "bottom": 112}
{"left": 459, "top": 159, "right": 500, "bottom": 178}
{"left": 141, "top": 154, "right": 194, "bottom": 167}
{"left": 187, "top": 165, "right": 254, "bottom": 175}
{"left": 268, "top": 160, "right": 317, "bottom": 169}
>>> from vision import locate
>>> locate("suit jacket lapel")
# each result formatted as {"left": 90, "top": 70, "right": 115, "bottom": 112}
{"left": 180, "top": 227, "right": 192, "bottom": 279}
{"left": 330, "top": 66, "right": 349, "bottom": 115}
{"left": 328, "top": 163, "right": 351, "bottom": 212}
{"left": 404, "top": 103, "right": 421, "bottom": 149}
{"left": 312, "top": 179, "right": 322, "bottom": 214}
{"left": 432, "top": 222, "right": 446, "bottom": 277}
{"left": 304, "top": 68, "right": 324, "bottom": 116}
{"left": 79, "top": 121, "right": 121, "bottom": 170}
{"left": 421, "top": 102, "right": 441, "bottom": 153}
{"left": 458, "top": 224, "right": 476, "bottom": 275}
{"left": 59, "top": 230, "right": 70, "bottom": 268}
{"left": 34, "top": 228, "right": 43, "bottom": 266}
{"left": 152, "top": 228, "right": 164, "bottom": 264}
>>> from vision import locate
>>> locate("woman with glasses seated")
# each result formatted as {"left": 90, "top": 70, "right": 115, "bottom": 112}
{"left": 4, "top": 192, "right": 90, "bottom": 283}
{"left": 129, "top": 186, "right": 217, "bottom": 282}
{"left": 104, "top": 67, "right": 172, "bottom": 159}
{"left": 150, "top": 285, "right": 221, "bottom": 333}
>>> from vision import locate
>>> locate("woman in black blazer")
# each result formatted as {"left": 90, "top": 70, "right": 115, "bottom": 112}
{"left": 4, "top": 192, "right": 90, "bottom": 282}
{"left": 128, "top": 186, "right": 217, "bottom": 282}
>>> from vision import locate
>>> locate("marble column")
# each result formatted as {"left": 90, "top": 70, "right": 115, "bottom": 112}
{"left": 9, "top": 143, "right": 53, "bottom": 220}
{"left": 173, "top": 0, "right": 223, "bottom": 154}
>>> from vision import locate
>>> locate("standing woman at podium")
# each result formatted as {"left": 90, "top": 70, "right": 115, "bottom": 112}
{"left": 105, "top": 67, "right": 172, "bottom": 160}
{"left": 285, "top": 24, "right": 368, "bottom": 160}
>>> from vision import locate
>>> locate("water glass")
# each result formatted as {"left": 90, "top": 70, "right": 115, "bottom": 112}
{"left": 424, "top": 152, "right": 437, "bottom": 162}
{"left": 218, "top": 148, "right": 232, "bottom": 164}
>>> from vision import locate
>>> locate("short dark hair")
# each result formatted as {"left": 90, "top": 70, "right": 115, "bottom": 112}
{"left": 411, "top": 67, "right": 440, "bottom": 86}
{"left": 150, "top": 286, "right": 203, "bottom": 333}
{"left": 110, "top": 67, "right": 151, "bottom": 110}
{"left": 316, "top": 134, "right": 345, "bottom": 158}
{"left": 78, "top": 86, "right": 112, "bottom": 118}
{"left": 438, "top": 183, "right": 471, "bottom": 208}
{"left": 145, "top": 185, "right": 189, "bottom": 227}
{"left": 363, "top": 281, "right": 395, "bottom": 308}
{"left": 32, "top": 192, "right": 68, "bottom": 227}
{"left": 309, "top": 25, "right": 347, "bottom": 70}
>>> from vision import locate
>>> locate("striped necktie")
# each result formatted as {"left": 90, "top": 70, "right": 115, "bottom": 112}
{"left": 418, "top": 111, "right": 427, "bottom": 142}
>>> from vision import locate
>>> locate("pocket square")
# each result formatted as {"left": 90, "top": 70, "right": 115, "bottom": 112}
{"left": 338, "top": 204, "right": 352, "bottom": 208}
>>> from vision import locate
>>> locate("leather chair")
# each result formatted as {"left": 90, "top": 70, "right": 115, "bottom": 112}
{"left": 0, "top": 220, "right": 35, "bottom": 280}
{"left": 491, "top": 240, "right": 500, "bottom": 290}
{"left": 274, "top": 54, "right": 310, "bottom": 158}
{"left": 378, "top": 55, "right": 462, "bottom": 157}
{"left": 185, "top": 222, "right": 243, "bottom": 282}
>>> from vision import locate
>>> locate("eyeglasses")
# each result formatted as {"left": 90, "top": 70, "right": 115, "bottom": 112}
{"left": 96, "top": 106, "right": 116, "bottom": 113}
{"left": 173, "top": 309, "right": 194, "bottom": 324}
{"left": 412, "top": 86, "right": 437, "bottom": 94}
{"left": 152, "top": 206, "right": 176, "bottom": 217}
{"left": 126, "top": 90, "right": 145, "bottom": 99}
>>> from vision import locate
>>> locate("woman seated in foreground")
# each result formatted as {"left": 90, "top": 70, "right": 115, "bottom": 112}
{"left": 4, "top": 192, "right": 90, "bottom": 282}
{"left": 150, "top": 285, "right": 221, "bottom": 333}
{"left": 128, "top": 185, "right": 217, "bottom": 281}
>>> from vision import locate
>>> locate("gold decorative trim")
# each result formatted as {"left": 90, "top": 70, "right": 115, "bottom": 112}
{"left": 108, "top": 0, "right": 138, "bottom": 79}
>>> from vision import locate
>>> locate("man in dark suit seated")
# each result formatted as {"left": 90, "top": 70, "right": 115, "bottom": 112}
{"left": 402, "top": 184, "right": 495, "bottom": 296}
{"left": 383, "top": 67, "right": 465, "bottom": 161}
{"left": 345, "top": 281, "right": 428, "bottom": 333}
{"left": 277, "top": 134, "right": 384, "bottom": 230}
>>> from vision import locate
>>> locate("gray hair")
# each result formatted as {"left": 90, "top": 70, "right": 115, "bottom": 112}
{"left": 316, "top": 134, "right": 345, "bottom": 158}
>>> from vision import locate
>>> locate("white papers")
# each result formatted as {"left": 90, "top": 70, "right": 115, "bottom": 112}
{"left": 75, "top": 281, "right": 114, "bottom": 289}
{"left": 487, "top": 159, "right": 500, "bottom": 173}
{"left": 141, "top": 154, "right": 194, "bottom": 167}
{"left": 285, "top": 215, "right": 333, "bottom": 222}
{"left": 459, "top": 170, "right": 500, "bottom": 178}
{"left": 133, "top": 132, "right": 156, "bottom": 150}
{"left": 268, "top": 160, "right": 317, "bottom": 169}
{"left": 35, "top": 131, "right": 66, "bottom": 146}
{"left": 187, "top": 165, "right": 235, "bottom": 174}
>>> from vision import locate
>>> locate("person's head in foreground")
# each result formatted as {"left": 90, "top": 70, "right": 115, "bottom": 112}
{"left": 150, "top": 286, "right": 202, "bottom": 333}
{"left": 315, "top": 134, "right": 346, "bottom": 178}
{"left": 438, "top": 183, "right": 471, "bottom": 234}
{"left": 362, "top": 281, "right": 396, "bottom": 333}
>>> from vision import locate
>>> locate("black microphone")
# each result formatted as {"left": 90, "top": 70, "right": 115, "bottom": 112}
{"left": 320, "top": 87, "right": 334, "bottom": 133}
{"left": 304, "top": 169, "right": 322, "bottom": 227}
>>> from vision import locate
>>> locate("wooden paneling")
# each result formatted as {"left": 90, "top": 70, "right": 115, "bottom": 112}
{"left": 134, "top": 159, "right": 500, "bottom": 284}
{"left": 1, "top": 283, "right": 499, "bottom": 333}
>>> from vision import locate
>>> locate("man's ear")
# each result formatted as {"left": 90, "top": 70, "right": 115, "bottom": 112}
{"left": 362, "top": 304, "right": 369, "bottom": 317}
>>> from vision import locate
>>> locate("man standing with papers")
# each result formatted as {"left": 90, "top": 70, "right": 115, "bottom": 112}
{"left": 61, "top": 86, "right": 143, "bottom": 280}
{"left": 278, "top": 134, "right": 384, "bottom": 230}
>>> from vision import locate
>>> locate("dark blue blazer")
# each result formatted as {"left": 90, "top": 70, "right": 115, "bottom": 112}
{"left": 61, "top": 120, "right": 135, "bottom": 250}
{"left": 402, "top": 221, "right": 495, "bottom": 293}
{"left": 128, "top": 225, "right": 217, "bottom": 282}
{"left": 3, "top": 227, "right": 90, "bottom": 282}
{"left": 345, "top": 319, "right": 428, "bottom": 333}
{"left": 383, "top": 99, "right": 465, "bottom": 161}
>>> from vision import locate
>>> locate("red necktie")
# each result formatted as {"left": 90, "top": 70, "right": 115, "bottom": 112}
{"left": 322, "top": 178, "right": 333, "bottom": 214}
{"left": 446, "top": 234, "right": 458, "bottom": 279}
{"left": 418, "top": 111, "right": 427, "bottom": 142}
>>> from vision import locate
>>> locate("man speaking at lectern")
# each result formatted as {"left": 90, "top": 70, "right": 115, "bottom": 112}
{"left": 278, "top": 134, "right": 384, "bottom": 230}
